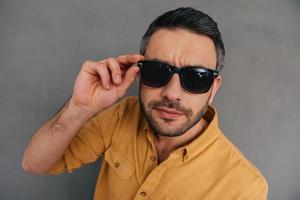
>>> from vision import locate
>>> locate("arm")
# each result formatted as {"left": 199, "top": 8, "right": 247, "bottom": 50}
{"left": 22, "top": 54, "right": 144, "bottom": 174}
{"left": 22, "top": 98, "right": 95, "bottom": 174}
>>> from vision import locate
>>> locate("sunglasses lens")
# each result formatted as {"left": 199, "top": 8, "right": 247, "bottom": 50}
{"left": 181, "top": 68, "right": 214, "bottom": 93}
{"left": 139, "top": 61, "right": 171, "bottom": 87}
{"left": 138, "top": 61, "right": 217, "bottom": 94}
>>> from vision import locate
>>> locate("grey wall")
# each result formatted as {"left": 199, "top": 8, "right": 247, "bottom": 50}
{"left": 1, "top": 0, "right": 299, "bottom": 199}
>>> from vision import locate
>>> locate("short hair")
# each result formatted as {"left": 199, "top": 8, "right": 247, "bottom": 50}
{"left": 139, "top": 7, "right": 225, "bottom": 72}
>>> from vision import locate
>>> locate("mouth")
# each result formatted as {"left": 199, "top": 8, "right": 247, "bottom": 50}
{"left": 154, "top": 107, "right": 183, "bottom": 120}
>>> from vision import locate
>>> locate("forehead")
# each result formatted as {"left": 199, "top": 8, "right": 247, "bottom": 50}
{"left": 144, "top": 28, "right": 217, "bottom": 70}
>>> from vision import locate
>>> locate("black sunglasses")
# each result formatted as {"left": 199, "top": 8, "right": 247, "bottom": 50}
{"left": 137, "top": 60, "right": 219, "bottom": 94}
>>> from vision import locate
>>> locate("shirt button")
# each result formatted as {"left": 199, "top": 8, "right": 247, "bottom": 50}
{"left": 151, "top": 156, "right": 156, "bottom": 161}
{"left": 140, "top": 191, "right": 146, "bottom": 196}
{"left": 114, "top": 162, "right": 120, "bottom": 168}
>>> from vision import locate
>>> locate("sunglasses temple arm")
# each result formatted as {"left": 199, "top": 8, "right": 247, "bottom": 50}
{"left": 213, "top": 72, "right": 219, "bottom": 77}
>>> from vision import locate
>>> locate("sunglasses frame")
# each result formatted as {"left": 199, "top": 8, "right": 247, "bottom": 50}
{"left": 137, "top": 60, "right": 219, "bottom": 94}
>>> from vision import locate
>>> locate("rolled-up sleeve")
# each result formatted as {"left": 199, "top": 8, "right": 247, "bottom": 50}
{"left": 46, "top": 102, "right": 121, "bottom": 175}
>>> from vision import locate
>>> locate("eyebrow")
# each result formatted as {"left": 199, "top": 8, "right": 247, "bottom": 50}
{"left": 146, "top": 58, "right": 210, "bottom": 69}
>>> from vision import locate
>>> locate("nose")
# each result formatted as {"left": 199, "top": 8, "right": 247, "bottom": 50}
{"left": 160, "top": 74, "right": 183, "bottom": 102}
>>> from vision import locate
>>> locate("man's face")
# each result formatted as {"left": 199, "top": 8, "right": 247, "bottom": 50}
{"left": 139, "top": 28, "right": 221, "bottom": 137}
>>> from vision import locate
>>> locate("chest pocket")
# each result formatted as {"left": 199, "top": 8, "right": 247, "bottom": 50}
{"left": 104, "top": 146, "right": 135, "bottom": 179}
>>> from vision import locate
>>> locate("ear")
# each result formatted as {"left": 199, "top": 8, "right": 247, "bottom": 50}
{"left": 208, "top": 75, "right": 222, "bottom": 104}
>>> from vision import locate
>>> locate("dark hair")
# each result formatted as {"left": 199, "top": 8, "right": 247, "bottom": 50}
{"left": 139, "top": 7, "right": 225, "bottom": 72}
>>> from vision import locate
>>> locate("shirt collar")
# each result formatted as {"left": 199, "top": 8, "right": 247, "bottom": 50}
{"left": 182, "top": 105, "right": 220, "bottom": 161}
{"left": 143, "top": 105, "right": 221, "bottom": 162}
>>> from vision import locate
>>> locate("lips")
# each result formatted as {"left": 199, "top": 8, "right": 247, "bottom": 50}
{"left": 155, "top": 107, "right": 183, "bottom": 119}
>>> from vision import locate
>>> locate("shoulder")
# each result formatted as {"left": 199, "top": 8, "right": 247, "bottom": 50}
{"left": 215, "top": 132, "right": 269, "bottom": 198}
{"left": 91, "top": 95, "right": 143, "bottom": 134}
{"left": 116, "top": 96, "right": 139, "bottom": 113}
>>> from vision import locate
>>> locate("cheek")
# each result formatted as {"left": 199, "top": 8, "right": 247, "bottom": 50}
{"left": 139, "top": 84, "right": 163, "bottom": 103}
{"left": 187, "top": 94, "right": 211, "bottom": 114}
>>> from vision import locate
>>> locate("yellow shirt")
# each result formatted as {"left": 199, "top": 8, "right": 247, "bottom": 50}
{"left": 47, "top": 96, "right": 268, "bottom": 200}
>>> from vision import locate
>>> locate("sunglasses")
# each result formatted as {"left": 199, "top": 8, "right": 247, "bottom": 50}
{"left": 137, "top": 60, "right": 219, "bottom": 94}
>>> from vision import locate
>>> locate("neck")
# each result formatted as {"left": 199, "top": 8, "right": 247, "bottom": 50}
{"left": 152, "top": 118, "right": 208, "bottom": 163}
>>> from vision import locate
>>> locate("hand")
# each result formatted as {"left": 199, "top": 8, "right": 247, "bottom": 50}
{"left": 69, "top": 54, "right": 144, "bottom": 115}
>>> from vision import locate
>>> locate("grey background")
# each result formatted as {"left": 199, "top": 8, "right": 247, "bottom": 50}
{"left": 0, "top": 0, "right": 299, "bottom": 199}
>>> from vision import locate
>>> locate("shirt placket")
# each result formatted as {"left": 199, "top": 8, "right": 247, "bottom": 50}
{"left": 133, "top": 154, "right": 175, "bottom": 200}
{"left": 133, "top": 129, "right": 179, "bottom": 200}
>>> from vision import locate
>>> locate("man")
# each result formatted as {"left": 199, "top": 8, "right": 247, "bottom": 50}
{"left": 22, "top": 7, "right": 268, "bottom": 200}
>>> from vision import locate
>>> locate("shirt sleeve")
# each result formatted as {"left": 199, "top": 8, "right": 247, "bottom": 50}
{"left": 46, "top": 100, "right": 122, "bottom": 175}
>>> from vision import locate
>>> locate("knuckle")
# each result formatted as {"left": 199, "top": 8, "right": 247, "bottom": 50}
{"left": 117, "top": 54, "right": 126, "bottom": 59}
{"left": 95, "top": 62, "right": 108, "bottom": 72}
{"left": 108, "top": 59, "right": 120, "bottom": 71}
{"left": 106, "top": 57, "right": 116, "bottom": 64}
{"left": 83, "top": 60, "right": 93, "bottom": 66}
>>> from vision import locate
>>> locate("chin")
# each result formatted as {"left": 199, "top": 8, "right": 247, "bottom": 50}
{"left": 150, "top": 118, "right": 190, "bottom": 137}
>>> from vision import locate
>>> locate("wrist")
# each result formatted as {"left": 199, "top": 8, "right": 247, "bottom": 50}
{"left": 66, "top": 100, "right": 97, "bottom": 123}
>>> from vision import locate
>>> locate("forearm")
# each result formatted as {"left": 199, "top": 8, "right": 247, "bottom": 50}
{"left": 22, "top": 98, "right": 96, "bottom": 174}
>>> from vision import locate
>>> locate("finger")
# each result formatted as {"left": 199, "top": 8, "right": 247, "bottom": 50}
{"left": 116, "top": 54, "right": 144, "bottom": 67}
{"left": 94, "top": 62, "right": 111, "bottom": 89}
{"left": 105, "top": 58, "right": 122, "bottom": 85}
{"left": 81, "top": 60, "right": 99, "bottom": 76}
{"left": 117, "top": 65, "right": 140, "bottom": 96}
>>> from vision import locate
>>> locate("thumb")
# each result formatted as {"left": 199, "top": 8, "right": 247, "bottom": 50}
{"left": 117, "top": 66, "right": 140, "bottom": 96}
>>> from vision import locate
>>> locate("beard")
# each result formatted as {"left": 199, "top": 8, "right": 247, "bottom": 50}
{"left": 139, "top": 93, "right": 211, "bottom": 137}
